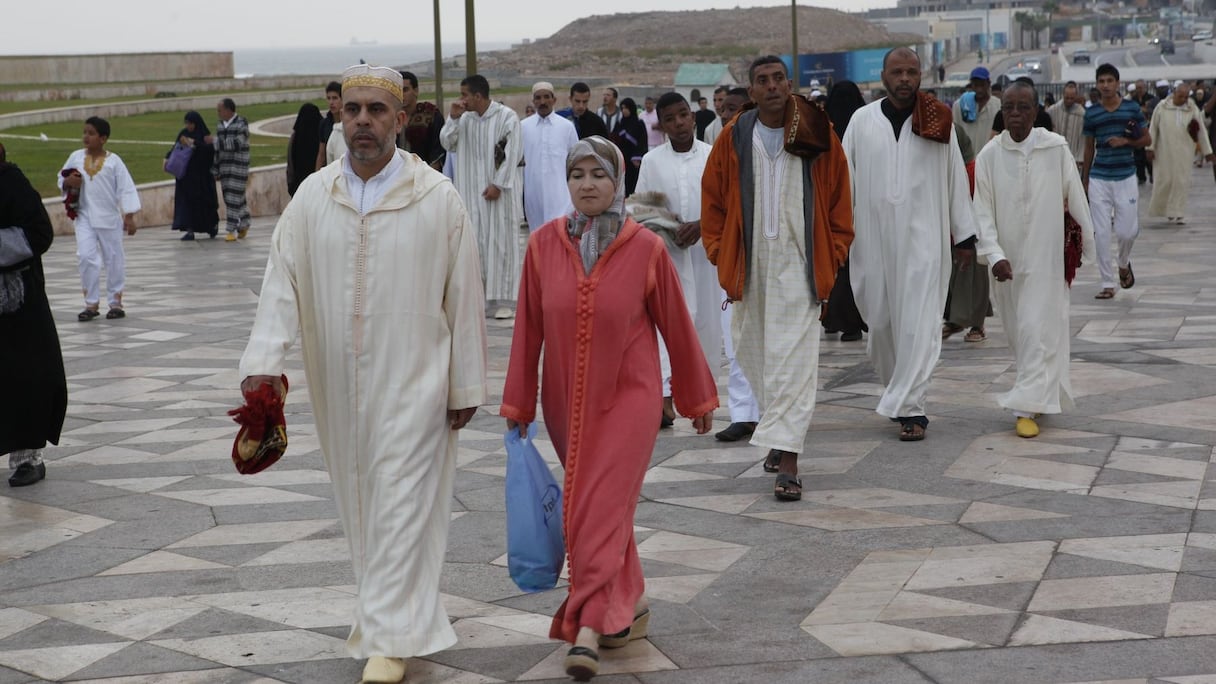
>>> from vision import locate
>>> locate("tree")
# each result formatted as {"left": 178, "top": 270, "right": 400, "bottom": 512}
{"left": 1042, "top": 0, "right": 1059, "bottom": 44}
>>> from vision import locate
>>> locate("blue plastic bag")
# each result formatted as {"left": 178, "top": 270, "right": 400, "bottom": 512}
{"left": 504, "top": 423, "right": 565, "bottom": 592}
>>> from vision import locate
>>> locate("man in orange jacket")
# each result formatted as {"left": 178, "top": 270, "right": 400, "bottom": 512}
{"left": 701, "top": 55, "right": 854, "bottom": 502}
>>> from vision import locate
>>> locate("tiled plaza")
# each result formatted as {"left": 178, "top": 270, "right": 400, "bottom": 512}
{"left": 3, "top": 167, "right": 1216, "bottom": 683}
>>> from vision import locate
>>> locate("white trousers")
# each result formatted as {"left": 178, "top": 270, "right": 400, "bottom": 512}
{"left": 8, "top": 449, "right": 43, "bottom": 469}
{"left": 75, "top": 218, "right": 125, "bottom": 308}
{"left": 659, "top": 245, "right": 722, "bottom": 399}
{"left": 1087, "top": 176, "right": 1139, "bottom": 289}
{"left": 720, "top": 297, "right": 760, "bottom": 423}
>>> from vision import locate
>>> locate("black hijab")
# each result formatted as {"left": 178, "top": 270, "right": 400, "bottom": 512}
{"left": 178, "top": 110, "right": 210, "bottom": 144}
{"left": 288, "top": 103, "right": 323, "bottom": 194}
{"left": 825, "top": 81, "right": 866, "bottom": 140}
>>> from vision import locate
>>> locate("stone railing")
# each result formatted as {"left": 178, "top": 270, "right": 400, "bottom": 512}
{"left": 42, "top": 164, "right": 290, "bottom": 237}
{"left": 0, "top": 91, "right": 317, "bottom": 131}
{"left": 0, "top": 76, "right": 330, "bottom": 104}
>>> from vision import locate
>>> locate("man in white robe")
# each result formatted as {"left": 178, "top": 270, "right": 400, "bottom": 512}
{"left": 521, "top": 81, "right": 577, "bottom": 231}
{"left": 702, "top": 57, "right": 854, "bottom": 500}
{"left": 1147, "top": 80, "right": 1214, "bottom": 224}
{"left": 974, "top": 82, "right": 1096, "bottom": 439}
{"left": 441, "top": 74, "right": 523, "bottom": 319}
{"left": 635, "top": 92, "right": 722, "bottom": 427}
{"left": 842, "top": 47, "right": 977, "bottom": 441}
{"left": 239, "top": 65, "right": 488, "bottom": 684}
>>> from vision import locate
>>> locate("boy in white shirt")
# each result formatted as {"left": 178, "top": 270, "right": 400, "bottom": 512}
{"left": 59, "top": 116, "right": 140, "bottom": 321}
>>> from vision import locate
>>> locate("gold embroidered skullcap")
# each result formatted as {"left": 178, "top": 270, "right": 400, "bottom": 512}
{"left": 341, "top": 64, "right": 404, "bottom": 102}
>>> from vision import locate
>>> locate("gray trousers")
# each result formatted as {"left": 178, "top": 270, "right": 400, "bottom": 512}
{"left": 945, "top": 260, "right": 991, "bottom": 329}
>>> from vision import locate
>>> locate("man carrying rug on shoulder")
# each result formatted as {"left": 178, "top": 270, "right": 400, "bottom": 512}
{"left": 702, "top": 55, "right": 854, "bottom": 502}
{"left": 842, "top": 47, "right": 977, "bottom": 442}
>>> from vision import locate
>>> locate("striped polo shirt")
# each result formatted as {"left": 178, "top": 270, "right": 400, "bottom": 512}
{"left": 1083, "top": 99, "right": 1147, "bottom": 181}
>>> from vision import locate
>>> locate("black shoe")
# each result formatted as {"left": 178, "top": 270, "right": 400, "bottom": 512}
{"left": 840, "top": 330, "right": 863, "bottom": 341}
{"left": 660, "top": 414, "right": 674, "bottom": 429}
{"left": 564, "top": 646, "right": 599, "bottom": 682}
{"left": 180, "top": 232, "right": 195, "bottom": 241}
{"left": 208, "top": 227, "right": 219, "bottom": 238}
{"left": 715, "top": 421, "right": 757, "bottom": 442}
{"left": 9, "top": 462, "right": 45, "bottom": 487}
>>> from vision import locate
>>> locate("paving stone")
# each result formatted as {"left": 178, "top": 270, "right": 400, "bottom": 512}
{"left": 5, "top": 177, "right": 1216, "bottom": 680}
{"left": 65, "top": 641, "right": 220, "bottom": 680}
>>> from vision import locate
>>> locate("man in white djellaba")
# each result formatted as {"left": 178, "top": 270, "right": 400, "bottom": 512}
{"left": 842, "top": 47, "right": 978, "bottom": 442}
{"left": 973, "top": 82, "right": 1096, "bottom": 439}
{"left": 1147, "top": 80, "right": 1214, "bottom": 225}
{"left": 239, "top": 65, "right": 489, "bottom": 684}
{"left": 441, "top": 73, "right": 524, "bottom": 319}
{"left": 520, "top": 81, "right": 577, "bottom": 230}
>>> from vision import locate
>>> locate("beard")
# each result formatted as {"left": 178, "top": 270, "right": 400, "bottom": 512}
{"left": 348, "top": 131, "right": 394, "bottom": 162}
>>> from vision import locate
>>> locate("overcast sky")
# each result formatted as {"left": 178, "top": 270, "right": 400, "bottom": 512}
{"left": 5, "top": 0, "right": 894, "bottom": 54}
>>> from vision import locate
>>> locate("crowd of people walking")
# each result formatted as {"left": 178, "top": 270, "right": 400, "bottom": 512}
{"left": 5, "top": 48, "right": 1215, "bottom": 684}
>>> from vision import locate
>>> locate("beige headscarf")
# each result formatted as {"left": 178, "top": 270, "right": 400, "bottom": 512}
{"left": 565, "top": 136, "right": 626, "bottom": 274}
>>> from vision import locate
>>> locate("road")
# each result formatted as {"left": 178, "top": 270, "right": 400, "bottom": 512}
{"left": 992, "top": 51, "right": 1055, "bottom": 83}
{"left": 1061, "top": 40, "right": 1214, "bottom": 83}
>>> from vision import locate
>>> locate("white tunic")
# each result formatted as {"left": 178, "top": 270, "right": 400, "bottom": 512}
{"left": 441, "top": 101, "right": 524, "bottom": 301}
{"left": 843, "top": 101, "right": 977, "bottom": 419}
{"left": 58, "top": 150, "right": 141, "bottom": 229}
{"left": 520, "top": 112, "right": 577, "bottom": 230}
{"left": 732, "top": 126, "right": 821, "bottom": 453}
{"left": 239, "top": 150, "right": 489, "bottom": 659}
{"left": 974, "top": 129, "right": 1096, "bottom": 414}
{"left": 1147, "top": 98, "right": 1213, "bottom": 218}
{"left": 635, "top": 139, "right": 722, "bottom": 397}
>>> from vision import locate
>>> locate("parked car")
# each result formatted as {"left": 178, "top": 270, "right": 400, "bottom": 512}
{"left": 1161, "top": 39, "right": 1176, "bottom": 54}
{"left": 1072, "top": 49, "right": 1092, "bottom": 64}
{"left": 1193, "top": 30, "right": 1213, "bottom": 41}
{"left": 1002, "top": 68, "right": 1033, "bottom": 84}
{"left": 943, "top": 72, "right": 973, "bottom": 87}
{"left": 1149, "top": 36, "right": 1161, "bottom": 45}
{"left": 1024, "top": 58, "right": 1043, "bottom": 73}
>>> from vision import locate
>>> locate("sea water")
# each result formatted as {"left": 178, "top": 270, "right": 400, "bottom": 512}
{"left": 233, "top": 42, "right": 513, "bottom": 77}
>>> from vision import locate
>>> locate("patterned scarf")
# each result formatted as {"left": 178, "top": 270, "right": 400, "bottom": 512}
{"left": 565, "top": 136, "right": 626, "bottom": 274}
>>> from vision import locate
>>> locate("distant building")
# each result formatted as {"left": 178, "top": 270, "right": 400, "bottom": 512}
{"left": 673, "top": 63, "right": 735, "bottom": 103}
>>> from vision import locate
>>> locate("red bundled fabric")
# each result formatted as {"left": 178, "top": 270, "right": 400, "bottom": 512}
{"left": 60, "top": 169, "right": 80, "bottom": 220}
{"left": 228, "top": 375, "right": 289, "bottom": 474}
{"left": 1188, "top": 118, "right": 1201, "bottom": 143}
{"left": 1064, "top": 211, "right": 1083, "bottom": 286}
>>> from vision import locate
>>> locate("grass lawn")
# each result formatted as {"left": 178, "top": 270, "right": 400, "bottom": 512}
{"left": 3, "top": 102, "right": 316, "bottom": 196}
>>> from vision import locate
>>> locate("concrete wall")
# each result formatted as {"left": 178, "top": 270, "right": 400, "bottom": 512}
{"left": 0, "top": 90, "right": 317, "bottom": 131}
{"left": 0, "top": 53, "right": 233, "bottom": 85}
{"left": 43, "top": 164, "right": 290, "bottom": 237}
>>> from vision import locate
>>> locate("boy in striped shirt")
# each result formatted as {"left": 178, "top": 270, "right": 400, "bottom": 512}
{"left": 1083, "top": 63, "right": 1151, "bottom": 300}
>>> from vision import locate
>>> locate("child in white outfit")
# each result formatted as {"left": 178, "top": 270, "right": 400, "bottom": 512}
{"left": 58, "top": 116, "right": 140, "bottom": 321}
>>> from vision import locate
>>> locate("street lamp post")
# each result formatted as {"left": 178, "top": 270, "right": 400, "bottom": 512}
{"left": 466, "top": 0, "right": 477, "bottom": 77}
{"left": 792, "top": 0, "right": 800, "bottom": 92}
{"left": 434, "top": 0, "right": 443, "bottom": 109}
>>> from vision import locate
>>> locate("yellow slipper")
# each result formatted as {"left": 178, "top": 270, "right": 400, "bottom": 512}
{"left": 361, "top": 656, "right": 406, "bottom": 683}
{"left": 225, "top": 233, "right": 238, "bottom": 242}
{"left": 1016, "top": 417, "right": 1039, "bottom": 438}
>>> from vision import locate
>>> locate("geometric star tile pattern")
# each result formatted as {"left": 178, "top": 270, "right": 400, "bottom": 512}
{"left": 5, "top": 166, "right": 1216, "bottom": 681}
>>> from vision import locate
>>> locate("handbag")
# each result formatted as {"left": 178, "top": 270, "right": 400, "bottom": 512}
{"left": 504, "top": 423, "right": 565, "bottom": 592}
{"left": 164, "top": 142, "right": 194, "bottom": 179}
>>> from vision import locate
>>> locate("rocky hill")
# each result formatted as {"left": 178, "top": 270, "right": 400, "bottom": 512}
{"left": 477, "top": 5, "right": 920, "bottom": 84}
